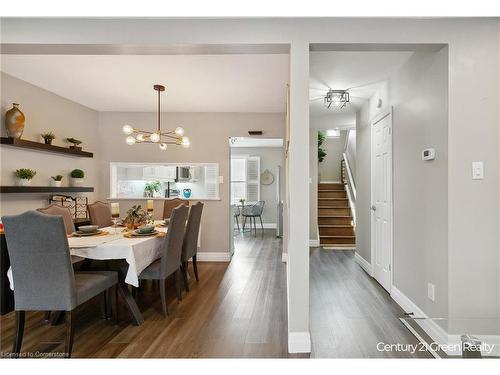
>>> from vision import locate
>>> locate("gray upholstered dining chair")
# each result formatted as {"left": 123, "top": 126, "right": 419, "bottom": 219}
{"left": 231, "top": 204, "right": 240, "bottom": 232}
{"left": 181, "top": 202, "right": 204, "bottom": 292}
{"left": 87, "top": 201, "right": 113, "bottom": 228}
{"left": 138, "top": 204, "right": 188, "bottom": 317}
{"left": 242, "top": 201, "right": 265, "bottom": 235}
{"left": 37, "top": 204, "right": 86, "bottom": 267}
{"left": 162, "top": 198, "right": 189, "bottom": 219}
{"left": 2, "top": 210, "right": 119, "bottom": 358}
{"left": 37, "top": 204, "right": 75, "bottom": 234}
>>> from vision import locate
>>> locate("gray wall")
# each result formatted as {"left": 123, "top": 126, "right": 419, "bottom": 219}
{"left": 390, "top": 49, "right": 449, "bottom": 323}
{"left": 231, "top": 146, "right": 285, "bottom": 226}
{"left": 309, "top": 128, "right": 318, "bottom": 242}
{"left": 0, "top": 73, "right": 100, "bottom": 216}
{"left": 97, "top": 112, "right": 285, "bottom": 254}
{"left": 345, "top": 129, "right": 356, "bottom": 182}
{"left": 356, "top": 48, "right": 449, "bottom": 324}
{"left": 355, "top": 104, "right": 371, "bottom": 263}
{"left": 318, "top": 131, "right": 347, "bottom": 182}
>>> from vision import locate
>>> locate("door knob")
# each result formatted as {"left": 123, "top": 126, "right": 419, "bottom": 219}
{"left": 370, "top": 205, "right": 377, "bottom": 211}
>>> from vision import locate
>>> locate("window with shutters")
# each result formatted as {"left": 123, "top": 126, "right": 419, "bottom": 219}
{"left": 230, "top": 156, "right": 260, "bottom": 204}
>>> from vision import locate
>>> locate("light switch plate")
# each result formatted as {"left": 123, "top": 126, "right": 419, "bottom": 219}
{"left": 472, "top": 161, "right": 484, "bottom": 180}
{"left": 427, "top": 283, "right": 435, "bottom": 302}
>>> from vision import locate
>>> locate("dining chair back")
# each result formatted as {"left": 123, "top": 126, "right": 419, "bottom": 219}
{"left": 181, "top": 202, "right": 204, "bottom": 291}
{"left": 3, "top": 211, "right": 76, "bottom": 311}
{"left": 37, "top": 204, "right": 76, "bottom": 235}
{"left": 88, "top": 201, "right": 113, "bottom": 228}
{"left": 160, "top": 204, "right": 189, "bottom": 278}
{"left": 163, "top": 198, "right": 189, "bottom": 219}
{"left": 2, "top": 210, "right": 119, "bottom": 357}
{"left": 242, "top": 201, "right": 265, "bottom": 235}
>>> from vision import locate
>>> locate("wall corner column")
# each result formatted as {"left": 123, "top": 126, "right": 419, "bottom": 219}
{"left": 287, "top": 41, "right": 311, "bottom": 353}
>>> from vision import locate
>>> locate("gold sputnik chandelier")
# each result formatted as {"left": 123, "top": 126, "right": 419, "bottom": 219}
{"left": 122, "top": 84, "right": 190, "bottom": 151}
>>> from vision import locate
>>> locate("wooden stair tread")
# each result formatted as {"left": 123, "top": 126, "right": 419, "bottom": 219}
{"left": 318, "top": 215, "right": 352, "bottom": 218}
{"left": 319, "top": 235, "right": 356, "bottom": 238}
{"left": 318, "top": 198, "right": 348, "bottom": 200}
{"left": 319, "top": 224, "right": 353, "bottom": 227}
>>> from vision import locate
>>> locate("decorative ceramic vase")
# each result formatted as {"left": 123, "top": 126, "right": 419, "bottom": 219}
{"left": 70, "top": 177, "right": 84, "bottom": 186}
{"left": 5, "top": 103, "right": 25, "bottom": 139}
{"left": 44, "top": 138, "right": 53, "bottom": 145}
{"left": 183, "top": 188, "right": 192, "bottom": 199}
{"left": 51, "top": 180, "right": 62, "bottom": 187}
{"left": 17, "top": 178, "right": 31, "bottom": 187}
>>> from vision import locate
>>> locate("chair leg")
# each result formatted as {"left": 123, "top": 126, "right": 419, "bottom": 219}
{"left": 111, "top": 285, "right": 118, "bottom": 326}
{"left": 235, "top": 215, "right": 240, "bottom": 231}
{"left": 159, "top": 279, "right": 168, "bottom": 317}
{"left": 259, "top": 216, "right": 264, "bottom": 232}
{"left": 182, "top": 261, "right": 190, "bottom": 292}
{"left": 101, "top": 290, "right": 109, "bottom": 319}
{"left": 12, "top": 311, "right": 25, "bottom": 356}
{"left": 44, "top": 311, "right": 51, "bottom": 322}
{"left": 193, "top": 255, "right": 199, "bottom": 282}
{"left": 65, "top": 310, "right": 75, "bottom": 358}
{"left": 174, "top": 269, "right": 182, "bottom": 302}
{"left": 242, "top": 216, "right": 247, "bottom": 231}
{"left": 253, "top": 217, "right": 257, "bottom": 235}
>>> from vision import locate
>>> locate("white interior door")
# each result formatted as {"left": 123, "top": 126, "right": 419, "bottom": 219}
{"left": 371, "top": 110, "right": 393, "bottom": 292}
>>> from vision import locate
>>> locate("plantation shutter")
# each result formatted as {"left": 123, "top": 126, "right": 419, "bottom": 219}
{"left": 204, "top": 165, "right": 219, "bottom": 199}
{"left": 246, "top": 156, "right": 260, "bottom": 203}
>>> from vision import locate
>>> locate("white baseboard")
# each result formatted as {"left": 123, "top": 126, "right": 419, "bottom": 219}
{"left": 319, "top": 180, "right": 342, "bottom": 184}
{"left": 323, "top": 246, "right": 355, "bottom": 250}
{"left": 391, "top": 285, "right": 500, "bottom": 357}
{"left": 288, "top": 331, "right": 311, "bottom": 353}
{"left": 195, "top": 251, "right": 232, "bottom": 262}
{"left": 309, "top": 239, "right": 320, "bottom": 247}
{"left": 281, "top": 252, "right": 288, "bottom": 263}
{"left": 234, "top": 223, "right": 276, "bottom": 229}
{"left": 354, "top": 252, "right": 373, "bottom": 276}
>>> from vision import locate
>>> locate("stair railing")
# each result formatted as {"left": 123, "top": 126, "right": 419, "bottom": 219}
{"left": 342, "top": 152, "right": 356, "bottom": 226}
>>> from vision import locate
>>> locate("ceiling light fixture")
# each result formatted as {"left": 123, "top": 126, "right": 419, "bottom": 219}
{"left": 122, "top": 84, "right": 190, "bottom": 150}
{"left": 326, "top": 129, "right": 341, "bottom": 138}
{"left": 324, "top": 89, "right": 350, "bottom": 109}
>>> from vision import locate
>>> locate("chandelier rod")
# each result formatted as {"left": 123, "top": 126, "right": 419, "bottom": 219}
{"left": 157, "top": 86, "right": 161, "bottom": 133}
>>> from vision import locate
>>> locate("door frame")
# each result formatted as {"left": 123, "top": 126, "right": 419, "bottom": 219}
{"left": 370, "top": 107, "right": 394, "bottom": 293}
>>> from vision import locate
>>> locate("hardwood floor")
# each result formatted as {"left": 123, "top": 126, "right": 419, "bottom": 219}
{"left": 0, "top": 230, "right": 287, "bottom": 358}
{"left": 309, "top": 248, "right": 431, "bottom": 358}
{"left": 1, "top": 232, "right": 428, "bottom": 358}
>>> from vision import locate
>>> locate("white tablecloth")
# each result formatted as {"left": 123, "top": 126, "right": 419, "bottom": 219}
{"left": 7, "top": 223, "right": 169, "bottom": 289}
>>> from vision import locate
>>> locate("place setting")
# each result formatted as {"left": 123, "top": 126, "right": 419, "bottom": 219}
{"left": 123, "top": 224, "right": 165, "bottom": 238}
{"left": 70, "top": 225, "right": 109, "bottom": 237}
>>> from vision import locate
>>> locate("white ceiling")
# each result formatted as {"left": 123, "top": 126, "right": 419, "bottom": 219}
{"left": 309, "top": 51, "right": 414, "bottom": 116}
{"left": 1, "top": 54, "right": 289, "bottom": 112}
{"left": 230, "top": 137, "right": 283, "bottom": 148}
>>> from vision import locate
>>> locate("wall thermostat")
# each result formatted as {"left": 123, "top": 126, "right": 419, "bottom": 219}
{"left": 422, "top": 148, "right": 436, "bottom": 161}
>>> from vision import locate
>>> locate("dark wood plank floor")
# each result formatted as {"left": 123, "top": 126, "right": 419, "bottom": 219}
{"left": 1, "top": 232, "right": 427, "bottom": 358}
{"left": 309, "top": 248, "right": 431, "bottom": 358}
{"left": 0, "top": 230, "right": 287, "bottom": 358}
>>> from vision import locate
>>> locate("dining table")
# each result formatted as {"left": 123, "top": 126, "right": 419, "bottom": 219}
{"left": 7, "top": 220, "right": 171, "bottom": 326}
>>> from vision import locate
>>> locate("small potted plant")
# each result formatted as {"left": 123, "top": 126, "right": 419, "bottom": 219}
{"left": 70, "top": 169, "right": 85, "bottom": 186}
{"left": 66, "top": 137, "right": 83, "bottom": 151}
{"left": 14, "top": 168, "right": 36, "bottom": 186}
{"left": 41, "top": 131, "right": 56, "bottom": 145}
{"left": 51, "top": 174, "right": 63, "bottom": 187}
{"left": 144, "top": 180, "right": 162, "bottom": 198}
{"left": 239, "top": 198, "right": 246, "bottom": 206}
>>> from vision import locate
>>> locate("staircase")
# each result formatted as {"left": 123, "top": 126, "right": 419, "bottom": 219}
{"left": 318, "top": 182, "right": 355, "bottom": 247}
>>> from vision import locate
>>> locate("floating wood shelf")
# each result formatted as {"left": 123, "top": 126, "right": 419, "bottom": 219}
{"left": 0, "top": 137, "right": 93, "bottom": 158}
{"left": 0, "top": 186, "right": 94, "bottom": 194}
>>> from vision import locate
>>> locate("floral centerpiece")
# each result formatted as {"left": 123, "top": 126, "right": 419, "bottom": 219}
{"left": 124, "top": 204, "right": 150, "bottom": 230}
